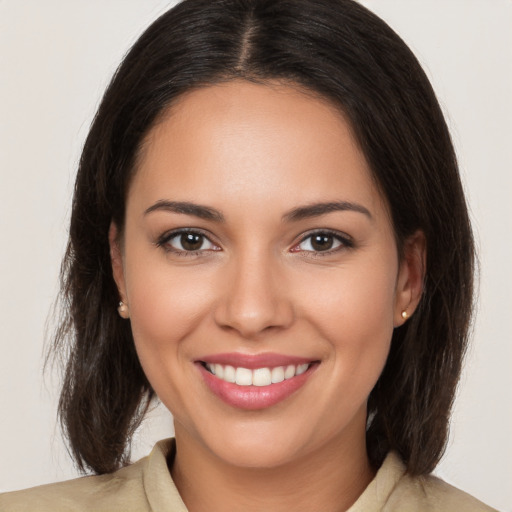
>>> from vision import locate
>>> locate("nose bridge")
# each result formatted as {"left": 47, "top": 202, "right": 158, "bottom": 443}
{"left": 214, "top": 246, "right": 293, "bottom": 337}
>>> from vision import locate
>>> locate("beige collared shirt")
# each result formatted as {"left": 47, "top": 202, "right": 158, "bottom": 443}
{"left": 0, "top": 438, "right": 497, "bottom": 511}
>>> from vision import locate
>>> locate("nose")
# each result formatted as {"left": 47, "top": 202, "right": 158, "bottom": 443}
{"left": 213, "top": 251, "right": 294, "bottom": 338}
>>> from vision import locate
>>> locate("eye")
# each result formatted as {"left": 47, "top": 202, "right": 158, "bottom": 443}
{"left": 292, "top": 231, "right": 352, "bottom": 253}
{"left": 158, "top": 230, "right": 220, "bottom": 254}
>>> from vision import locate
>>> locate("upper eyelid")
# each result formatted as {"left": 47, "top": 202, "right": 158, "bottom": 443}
{"left": 158, "top": 227, "right": 216, "bottom": 243}
{"left": 295, "top": 229, "right": 352, "bottom": 244}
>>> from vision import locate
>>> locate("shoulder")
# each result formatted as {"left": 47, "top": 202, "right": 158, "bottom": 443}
{"left": 383, "top": 455, "right": 498, "bottom": 512}
{"left": 351, "top": 452, "right": 498, "bottom": 512}
{"left": 0, "top": 459, "right": 148, "bottom": 512}
{"left": 0, "top": 439, "right": 180, "bottom": 512}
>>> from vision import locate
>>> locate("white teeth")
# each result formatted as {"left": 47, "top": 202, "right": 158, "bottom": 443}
{"left": 284, "top": 365, "right": 296, "bottom": 379}
{"left": 214, "top": 364, "right": 224, "bottom": 379}
{"left": 253, "top": 368, "right": 272, "bottom": 386}
{"left": 205, "top": 362, "right": 311, "bottom": 386}
{"left": 235, "top": 367, "right": 253, "bottom": 386}
{"left": 223, "top": 365, "right": 236, "bottom": 383}
{"left": 296, "top": 363, "right": 308, "bottom": 376}
{"left": 271, "top": 366, "right": 285, "bottom": 383}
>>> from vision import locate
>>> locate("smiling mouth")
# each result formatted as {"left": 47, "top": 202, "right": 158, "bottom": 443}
{"left": 197, "top": 357, "right": 319, "bottom": 409}
{"left": 201, "top": 362, "right": 313, "bottom": 387}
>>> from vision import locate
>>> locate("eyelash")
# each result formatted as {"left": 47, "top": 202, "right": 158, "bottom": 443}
{"left": 292, "top": 229, "right": 354, "bottom": 257}
{"left": 156, "top": 228, "right": 220, "bottom": 256}
{"left": 156, "top": 228, "right": 354, "bottom": 257}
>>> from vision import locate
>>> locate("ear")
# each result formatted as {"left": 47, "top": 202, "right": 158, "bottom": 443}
{"left": 109, "top": 222, "right": 127, "bottom": 304}
{"left": 394, "top": 230, "right": 426, "bottom": 327}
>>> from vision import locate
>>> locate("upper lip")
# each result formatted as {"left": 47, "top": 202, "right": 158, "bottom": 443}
{"left": 197, "top": 352, "right": 316, "bottom": 369}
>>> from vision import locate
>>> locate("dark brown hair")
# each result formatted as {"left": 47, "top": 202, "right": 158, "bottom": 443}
{"left": 52, "top": 0, "right": 475, "bottom": 476}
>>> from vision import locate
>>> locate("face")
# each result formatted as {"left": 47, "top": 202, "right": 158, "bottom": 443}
{"left": 111, "top": 80, "right": 423, "bottom": 470}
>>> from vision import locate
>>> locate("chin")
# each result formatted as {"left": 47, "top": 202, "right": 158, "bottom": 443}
{"left": 184, "top": 417, "right": 314, "bottom": 470}
{"left": 211, "top": 436, "right": 304, "bottom": 470}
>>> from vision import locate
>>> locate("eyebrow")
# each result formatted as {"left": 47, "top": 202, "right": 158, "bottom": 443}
{"left": 282, "top": 201, "right": 372, "bottom": 222}
{"left": 144, "top": 200, "right": 225, "bottom": 222}
{"left": 144, "top": 199, "right": 372, "bottom": 223}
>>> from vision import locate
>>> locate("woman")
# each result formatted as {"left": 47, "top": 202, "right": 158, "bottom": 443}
{"left": 0, "top": 0, "right": 499, "bottom": 510}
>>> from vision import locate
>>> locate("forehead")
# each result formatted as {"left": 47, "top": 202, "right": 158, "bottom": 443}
{"left": 130, "top": 80, "right": 387, "bottom": 220}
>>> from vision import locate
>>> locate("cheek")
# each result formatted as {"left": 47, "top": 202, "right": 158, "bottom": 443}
{"left": 123, "top": 259, "right": 220, "bottom": 423}
{"left": 296, "top": 256, "right": 397, "bottom": 386}
{"left": 124, "top": 252, "right": 216, "bottom": 371}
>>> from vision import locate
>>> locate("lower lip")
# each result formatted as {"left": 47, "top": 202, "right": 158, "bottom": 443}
{"left": 197, "top": 363, "right": 317, "bottom": 410}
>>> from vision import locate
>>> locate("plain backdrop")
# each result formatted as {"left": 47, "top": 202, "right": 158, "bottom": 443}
{"left": 0, "top": 1, "right": 511, "bottom": 510}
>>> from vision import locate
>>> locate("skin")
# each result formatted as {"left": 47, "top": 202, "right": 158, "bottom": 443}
{"left": 111, "top": 80, "right": 425, "bottom": 512}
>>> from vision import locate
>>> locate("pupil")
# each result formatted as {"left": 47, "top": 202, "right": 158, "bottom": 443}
{"left": 181, "top": 233, "right": 203, "bottom": 251}
{"left": 311, "top": 234, "right": 333, "bottom": 251}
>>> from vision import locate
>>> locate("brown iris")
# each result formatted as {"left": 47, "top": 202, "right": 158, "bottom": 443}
{"left": 310, "top": 234, "right": 334, "bottom": 251}
{"left": 180, "top": 233, "right": 204, "bottom": 251}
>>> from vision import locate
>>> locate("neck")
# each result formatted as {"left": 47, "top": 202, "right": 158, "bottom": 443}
{"left": 171, "top": 419, "right": 374, "bottom": 512}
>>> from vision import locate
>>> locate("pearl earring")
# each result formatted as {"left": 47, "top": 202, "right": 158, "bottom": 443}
{"left": 401, "top": 310, "right": 408, "bottom": 320}
{"left": 118, "top": 301, "right": 130, "bottom": 318}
